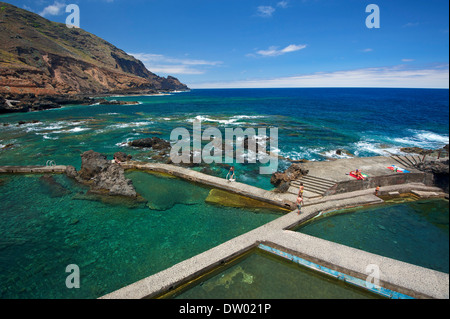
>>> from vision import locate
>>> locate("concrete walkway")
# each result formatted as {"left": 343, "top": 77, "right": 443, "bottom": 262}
{"left": 0, "top": 165, "right": 67, "bottom": 174}
{"left": 1, "top": 160, "right": 447, "bottom": 299}
{"left": 121, "top": 161, "right": 298, "bottom": 210}
{"left": 299, "top": 156, "right": 422, "bottom": 182}
{"left": 101, "top": 178, "right": 449, "bottom": 299}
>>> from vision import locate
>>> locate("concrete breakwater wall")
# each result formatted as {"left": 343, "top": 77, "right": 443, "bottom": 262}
{"left": 120, "top": 161, "right": 296, "bottom": 211}
{"left": 0, "top": 165, "right": 67, "bottom": 174}
{"left": 0, "top": 160, "right": 448, "bottom": 299}
{"left": 325, "top": 171, "right": 433, "bottom": 196}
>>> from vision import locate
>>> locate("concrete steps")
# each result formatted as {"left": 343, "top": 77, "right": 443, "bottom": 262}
{"left": 390, "top": 154, "right": 423, "bottom": 169}
{"left": 289, "top": 175, "right": 336, "bottom": 197}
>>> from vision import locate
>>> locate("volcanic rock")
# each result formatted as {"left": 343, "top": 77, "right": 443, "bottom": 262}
{"left": 128, "top": 137, "right": 170, "bottom": 150}
{"left": 66, "top": 150, "right": 137, "bottom": 198}
{"left": 400, "top": 147, "right": 433, "bottom": 155}
{"left": 0, "top": 2, "right": 188, "bottom": 108}
{"left": 416, "top": 159, "right": 449, "bottom": 193}
{"left": 270, "top": 163, "right": 309, "bottom": 187}
{"left": 113, "top": 152, "right": 132, "bottom": 163}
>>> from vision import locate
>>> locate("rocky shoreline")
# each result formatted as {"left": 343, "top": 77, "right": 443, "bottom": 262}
{"left": 0, "top": 92, "right": 166, "bottom": 114}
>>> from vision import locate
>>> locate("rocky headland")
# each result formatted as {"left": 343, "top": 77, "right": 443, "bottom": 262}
{"left": 0, "top": 93, "right": 141, "bottom": 113}
{"left": 0, "top": 2, "right": 188, "bottom": 114}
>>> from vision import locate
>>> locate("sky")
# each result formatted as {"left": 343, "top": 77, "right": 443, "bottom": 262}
{"left": 5, "top": 0, "right": 450, "bottom": 88}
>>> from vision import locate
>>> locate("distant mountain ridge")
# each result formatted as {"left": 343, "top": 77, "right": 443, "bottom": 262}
{"left": 0, "top": 2, "right": 189, "bottom": 95}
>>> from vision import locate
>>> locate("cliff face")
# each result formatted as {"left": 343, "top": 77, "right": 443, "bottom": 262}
{"left": 0, "top": 2, "right": 189, "bottom": 95}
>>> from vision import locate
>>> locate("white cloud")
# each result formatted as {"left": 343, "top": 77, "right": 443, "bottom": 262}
{"left": 277, "top": 1, "right": 289, "bottom": 9}
{"left": 191, "top": 65, "right": 449, "bottom": 89}
{"left": 256, "top": 2, "right": 289, "bottom": 18}
{"left": 253, "top": 44, "right": 307, "bottom": 57}
{"left": 257, "top": 6, "right": 276, "bottom": 17}
{"left": 402, "top": 59, "right": 415, "bottom": 62}
{"left": 129, "top": 53, "right": 222, "bottom": 75}
{"left": 39, "top": 1, "right": 66, "bottom": 17}
{"left": 361, "top": 48, "right": 373, "bottom": 52}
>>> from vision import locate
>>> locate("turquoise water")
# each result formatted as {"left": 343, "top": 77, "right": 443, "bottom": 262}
{"left": 1, "top": 88, "right": 448, "bottom": 190}
{"left": 0, "top": 172, "right": 281, "bottom": 299}
{"left": 172, "top": 250, "right": 381, "bottom": 299}
{"left": 0, "top": 88, "right": 448, "bottom": 298}
{"left": 296, "top": 200, "right": 449, "bottom": 273}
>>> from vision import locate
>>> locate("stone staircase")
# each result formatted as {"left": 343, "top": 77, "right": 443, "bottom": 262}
{"left": 288, "top": 175, "right": 336, "bottom": 198}
{"left": 389, "top": 154, "right": 424, "bottom": 169}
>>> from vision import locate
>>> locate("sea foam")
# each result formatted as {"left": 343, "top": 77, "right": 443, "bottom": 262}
{"left": 392, "top": 129, "right": 449, "bottom": 149}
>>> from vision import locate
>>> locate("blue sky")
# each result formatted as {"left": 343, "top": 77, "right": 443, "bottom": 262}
{"left": 7, "top": 0, "right": 450, "bottom": 88}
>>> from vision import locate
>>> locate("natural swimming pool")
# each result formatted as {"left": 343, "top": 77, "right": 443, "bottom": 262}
{"left": 169, "top": 249, "right": 382, "bottom": 299}
{"left": 295, "top": 199, "right": 449, "bottom": 274}
{"left": 0, "top": 171, "right": 282, "bottom": 299}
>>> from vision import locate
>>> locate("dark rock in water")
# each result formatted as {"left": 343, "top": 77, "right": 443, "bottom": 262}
{"left": 77, "top": 150, "right": 110, "bottom": 181}
{"left": 270, "top": 163, "right": 309, "bottom": 187}
{"left": 151, "top": 152, "right": 168, "bottom": 162}
{"left": 90, "top": 164, "right": 137, "bottom": 198}
{"left": 128, "top": 137, "right": 170, "bottom": 150}
{"left": 400, "top": 147, "right": 433, "bottom": 155}
{"left": 66, "top": 150, "right": 138, "bottom": 198}
{"left": 17, "top": 120, "right": 40, "bottom": 125}
{"left": 96, "top": 99, "right": 139, "bottom": 106}
{"left": 1, "top": 143, "right": 14, "bottom": 150}
{"left": 335, "top": 149, "right": 353, "bottom": 156}
{"left": 38, "top": 175, "right": 71, "bottom": 197}
{"left": 0, "top": 93, "right": 98, "bottom": 114}
{"left": 113, "top": 152, "right": 132, "bottom": 163}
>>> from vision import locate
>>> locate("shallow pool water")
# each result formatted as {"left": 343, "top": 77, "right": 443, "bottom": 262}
{"left": 296, "top": 199, "right": 449, "bottom": 273}
{"left": 171, "top": 250, "right": 381, "bottom": 299}
{"left": 0, "top": 172, "right": 281, "bottom": 299}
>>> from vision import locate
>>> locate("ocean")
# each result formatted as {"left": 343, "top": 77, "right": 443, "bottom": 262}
{"left": 0, "top": 88, "right": 448, "bottom": 299}
{"left": 0, "top": 88, "right": 448, "bottom": 189}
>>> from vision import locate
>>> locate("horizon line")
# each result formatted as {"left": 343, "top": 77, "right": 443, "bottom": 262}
{"left": 186, "top": 86, "right": 450, "bottom": 90}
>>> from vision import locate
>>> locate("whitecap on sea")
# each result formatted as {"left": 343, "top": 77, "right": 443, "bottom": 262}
{"left": 42, "top": 134, "right": 59, "bottom": 140}
{"left": 186, "top": 115, "right": 265, "bottom": 126}
{"left": 391, "top": 129, "right": 449, "bottom": 149}
{"left": 352, "top": 140, "right": 404, "bottom": 157}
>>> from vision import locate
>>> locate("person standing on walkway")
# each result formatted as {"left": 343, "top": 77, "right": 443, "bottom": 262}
{"left": 297, "top": 183, "right": 304, "bottom": 214}
{"left": 227, "top": 166, "right": 236, "bottom": 182}
{"left": 298, "top": 183, "right": 304, "bottom": 198}
{"left": 296, "top": 196, "right": 304, "bottom": 215}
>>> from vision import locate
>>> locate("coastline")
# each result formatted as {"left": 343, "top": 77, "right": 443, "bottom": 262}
{"left": 0, "top": 90, "right": 190, "bottom": 114}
